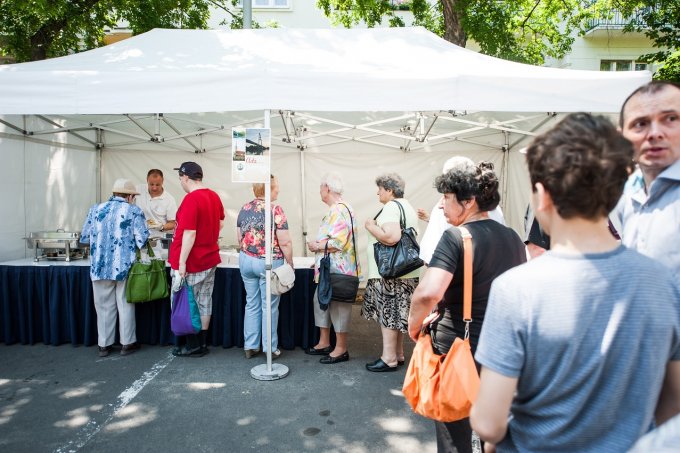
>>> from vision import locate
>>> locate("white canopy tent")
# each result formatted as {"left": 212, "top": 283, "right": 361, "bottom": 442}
{"left": 0, "top": 27, "right": 650, "bottom": 262}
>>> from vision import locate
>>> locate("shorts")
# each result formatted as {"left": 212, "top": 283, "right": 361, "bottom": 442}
{"left": 185, "top": 267, "right": 216, "bottom": 316}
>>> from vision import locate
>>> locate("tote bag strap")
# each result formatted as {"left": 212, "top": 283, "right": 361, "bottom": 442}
{"left": 458, "top": 226, "right": 473, "bottom": 340}
{"left": 372, "top": 200, "right": 406, "bottom": 230}
{"left": 337, "top": 202, "right": 358, "bottom": 275}
{"left": 392, "top": 200, "right": 407, "bottom": 230}
{"left": 134, "top": 240, "right": 155, "bottom": 261}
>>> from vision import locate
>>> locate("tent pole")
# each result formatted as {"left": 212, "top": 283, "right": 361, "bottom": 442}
{"left": 300, "top": 146, "right": 308, "bottom": 256}
{"left": 251, "top": 108, "right": 289, "bottom": 381}
{"left": 96, "top": 129, "right": 102, "bottom": 202}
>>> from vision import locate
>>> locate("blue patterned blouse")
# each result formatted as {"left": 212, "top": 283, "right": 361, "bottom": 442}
{"left": 81, "top": 196, "right": 149, "bottom": 281}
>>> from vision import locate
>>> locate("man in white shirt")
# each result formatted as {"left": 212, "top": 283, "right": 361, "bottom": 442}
{"left": 135, "top": 169, "right": 178, "bottom": 256}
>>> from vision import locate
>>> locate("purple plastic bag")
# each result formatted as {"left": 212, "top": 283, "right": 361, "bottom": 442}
{"left": 170, "top": 284, "right": 201, "bottom": 336}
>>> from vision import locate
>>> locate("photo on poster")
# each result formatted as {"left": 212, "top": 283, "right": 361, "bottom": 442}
{"left": 231, "top": 127, "right": 270, "bottom": 183}
{"left": 232, "top": 129, "right": 245, "bottom": 162}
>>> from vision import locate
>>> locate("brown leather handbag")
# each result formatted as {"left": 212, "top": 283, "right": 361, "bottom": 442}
{"left": 402, "top": 226, "right": 480, "bottom": 422}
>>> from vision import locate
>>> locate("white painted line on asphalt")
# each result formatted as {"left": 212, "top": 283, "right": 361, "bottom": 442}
{"left": 54, "top": 353, "right": 175, "bottom": 453}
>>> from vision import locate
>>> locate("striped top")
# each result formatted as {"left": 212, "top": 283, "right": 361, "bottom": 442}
{"left": 476, "top": 245, "right": 680, "bottom": 452}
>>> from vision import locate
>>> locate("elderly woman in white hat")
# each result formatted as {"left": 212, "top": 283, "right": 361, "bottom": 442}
{"left": 81, "top": 178, "right": 149, "bottom": 358}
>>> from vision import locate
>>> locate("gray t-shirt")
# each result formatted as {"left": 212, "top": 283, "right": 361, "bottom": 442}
{"left": 476, "top": 245, "right": 680, "bottom": 453}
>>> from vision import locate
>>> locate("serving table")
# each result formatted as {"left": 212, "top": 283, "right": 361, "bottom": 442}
{"left": 0, "top": 257, "right": 317, "bottom": 349}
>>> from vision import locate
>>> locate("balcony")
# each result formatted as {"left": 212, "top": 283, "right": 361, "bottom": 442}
{"left": 585, "top": 8, "right": 650, "bottom": 37}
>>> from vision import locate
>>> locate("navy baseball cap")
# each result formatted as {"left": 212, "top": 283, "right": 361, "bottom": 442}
{"left": 174, "top": 161, "right": 203, "bottom": 180}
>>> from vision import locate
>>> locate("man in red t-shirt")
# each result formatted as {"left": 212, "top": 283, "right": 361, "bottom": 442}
{"left": 169, "top": 161, "right": 225, "bottom": 357}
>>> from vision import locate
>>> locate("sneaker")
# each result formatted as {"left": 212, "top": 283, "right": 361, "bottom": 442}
{"left": 98, "top": 346, "right": 111, "bottom": 358}
{"left": 272, "top": 349, "right": 281, "bottom": 360}
{"left": 120, "top": 343, "right": 141, "bottom": 356}
{"left": 244, "top": 348, "right": 260, "bottom": 359}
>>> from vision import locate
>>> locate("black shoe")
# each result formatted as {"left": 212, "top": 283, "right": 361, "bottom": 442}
{"left": 366, "top": 358, "right": 398, "bottom": 372}
{"left": 320, "top": 351, "right": 349, "bottom": 364}
{"left": 172, "top": 344, "right": 205, "bottom": 357}
{"left": 366, "top": 357, "right": 404, "bottom": 367}
{"left": 98, "top": 346, "right": 112, "bottom": 358}
{"left": 120, "top": 343, "right": 141, "bottom": 356}
{"left": 305, "top": 345, "right": 332, "bottom": 355}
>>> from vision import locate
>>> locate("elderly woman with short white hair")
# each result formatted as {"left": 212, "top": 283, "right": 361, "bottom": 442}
{"left": 306, "top": 172, "right": 361, "bottom": 364}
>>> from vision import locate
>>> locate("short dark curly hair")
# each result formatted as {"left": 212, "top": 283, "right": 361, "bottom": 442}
{"left": 526, "top": 113, "right": 633, "bottom": 220}
{"left": 435, "top": 161, "right": 500, "bottom": 212}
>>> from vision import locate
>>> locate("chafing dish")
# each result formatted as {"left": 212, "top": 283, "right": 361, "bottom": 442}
{"left": 26, "top": 230, "right": 89, "bottom": 262}
{"left": 159, "top": 233, "right": 173, "bottom": 250}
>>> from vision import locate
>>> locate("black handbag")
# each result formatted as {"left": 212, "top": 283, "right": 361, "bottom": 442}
{"left": 373, "top": 200, "right": 424, "bottom": 279}
{"left": 317, "top": 203, "right": 361, "bottom": 309}
{"left": 329, "top": 203, "right": 360, "bottom": 303}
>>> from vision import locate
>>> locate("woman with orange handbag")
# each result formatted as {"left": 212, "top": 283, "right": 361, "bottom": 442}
{"left": 408, "top": 162, "right": 526, "bottom": 453}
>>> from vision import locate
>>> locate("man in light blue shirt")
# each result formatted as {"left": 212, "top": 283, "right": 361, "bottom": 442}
{"left": 81, "top": 179, "right": 149, "bottom": 357}
{"left": 615, "top": 81, "right": 680, "bottom": 279}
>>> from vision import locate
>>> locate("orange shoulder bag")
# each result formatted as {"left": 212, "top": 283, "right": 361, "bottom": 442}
{"left": 402, "top": 226, "right": 480, "bottom": 422}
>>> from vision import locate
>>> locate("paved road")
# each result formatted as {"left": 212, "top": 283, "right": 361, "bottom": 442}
{"left": 0, "top": 305, "right": 436, "bottom": 453}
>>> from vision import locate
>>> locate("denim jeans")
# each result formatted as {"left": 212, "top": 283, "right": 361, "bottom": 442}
{"left": 239, "top": 252, "right": 283, "bottom": 352}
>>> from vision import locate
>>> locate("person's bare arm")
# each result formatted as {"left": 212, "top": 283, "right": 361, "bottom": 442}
{"left": 655, "top": 361, "right": 680, "bottom": 425}
{"left": 276, "top": 229, "right": 294, "bottom": 265}
{"left": 178, "top": 230, "right": 196, "bottom": 277}
{"left": 407, "top": 267, "right": 453, "bottom": 341}
{"left": 470, "top": 367, "right": 518, "bottom": 445}
{"left": 365, "top": 220, "right": 401, "bottom": 246}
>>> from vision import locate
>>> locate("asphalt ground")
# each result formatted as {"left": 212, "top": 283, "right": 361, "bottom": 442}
{"left": 0, "top": 305, "right": 437, "bottom": 453}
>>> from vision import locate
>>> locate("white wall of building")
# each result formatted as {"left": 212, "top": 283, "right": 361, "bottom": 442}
{"left": 208, "top": 1, "right": 414, "bottom": 29}
{"left": 546, "top": 31, "right": 657, "bottom": 72}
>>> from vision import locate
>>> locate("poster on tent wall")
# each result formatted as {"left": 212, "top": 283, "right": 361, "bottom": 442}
{"left": 231, "top": 127, "right": 271, "bottom": 183}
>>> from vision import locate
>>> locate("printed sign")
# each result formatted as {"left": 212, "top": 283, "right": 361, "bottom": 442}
{"left": 231, "top": 127, "right": 271, "bottom": 183}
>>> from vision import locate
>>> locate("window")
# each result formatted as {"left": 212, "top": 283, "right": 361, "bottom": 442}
{"left": 600, "top": 59, "right": 646, "bottom": 71}
{"left": 237, "top": 0, "right": 290, "bottom": 7}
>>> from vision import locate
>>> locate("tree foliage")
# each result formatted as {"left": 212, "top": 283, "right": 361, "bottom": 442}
{"left": 616, "top": 0, "right": 680, "bottom": 81}
{"left": 317, "top": 0, "right": 678, "bottom": 75}
{"left": 0, "top": 0, "right": 246, "bottom": 62}
{"left": 317, "top": 0, "right": 613, "bottom": 65}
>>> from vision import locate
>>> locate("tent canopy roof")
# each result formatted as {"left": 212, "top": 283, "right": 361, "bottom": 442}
{"left": 0, "top": 27, "right": 649, "bottom": 115}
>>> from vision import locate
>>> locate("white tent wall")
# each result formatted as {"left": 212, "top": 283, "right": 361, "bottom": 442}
{"left": 0, "top": 116, "right": 98, "bottom": 262}
{"left": 100, "top": 136, "right": 530, "bottom": 260}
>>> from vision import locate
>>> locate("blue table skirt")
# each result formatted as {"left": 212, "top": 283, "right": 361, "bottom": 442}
{"left": 0, "top": 265, "right": 318, "bottom": 349}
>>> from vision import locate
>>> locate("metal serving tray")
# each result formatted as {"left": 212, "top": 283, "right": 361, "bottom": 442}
{"left": 26, "top": 230, "right": 89, "bottom": 262}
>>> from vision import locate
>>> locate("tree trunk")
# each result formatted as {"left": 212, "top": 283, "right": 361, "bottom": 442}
{"left": 29, "top": 32, "right": 51, "bottom": 62}
{"left": 27, "top": 0, "right": 101, "bottom": 61}
{"left": 441, "top": 0, "right": 467, "bottom": 47}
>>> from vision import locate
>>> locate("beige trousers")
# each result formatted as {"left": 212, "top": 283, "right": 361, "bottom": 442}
{"left": 92, "top": 279, "right": 136, "bottom": 347}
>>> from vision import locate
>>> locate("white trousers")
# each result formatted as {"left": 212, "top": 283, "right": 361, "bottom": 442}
{"left": 92, "top": 280, "right": 137, "bottom": 347}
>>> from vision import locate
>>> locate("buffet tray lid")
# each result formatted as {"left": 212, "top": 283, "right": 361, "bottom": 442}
{"left": 29, "top": 231, "right": 81, "bottom": 240}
